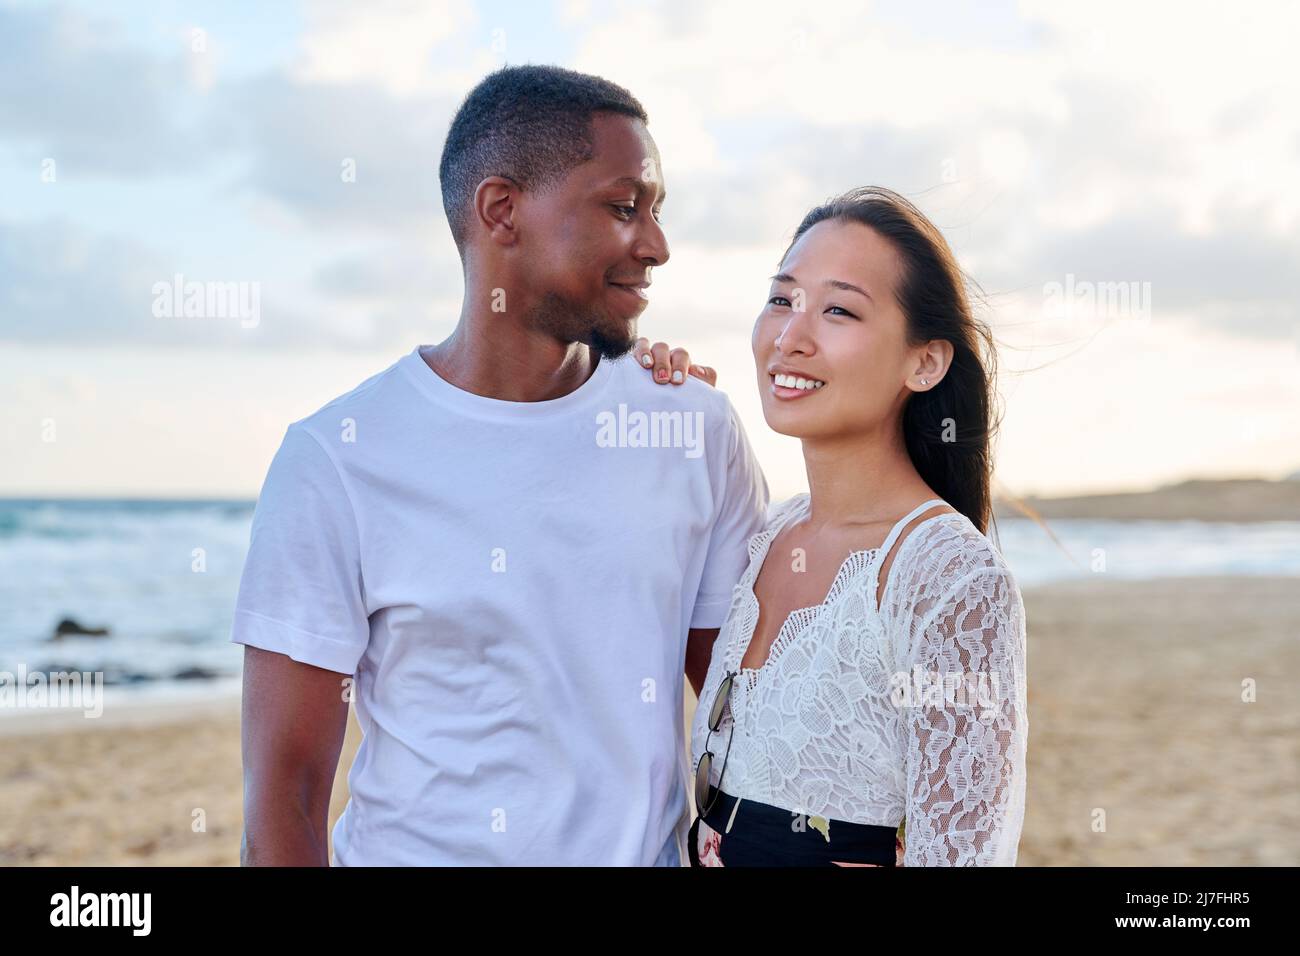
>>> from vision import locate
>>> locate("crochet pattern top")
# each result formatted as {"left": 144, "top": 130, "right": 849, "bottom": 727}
{"left": 690, "top": 493, "right": 1028, "bottom": 866}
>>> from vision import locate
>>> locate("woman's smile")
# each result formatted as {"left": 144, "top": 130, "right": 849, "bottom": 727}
{"left": 768, "top": 370, "right": 827, "bottom": 400}
{"left": 767, "top": 363, "right": 827, "bottom": 400}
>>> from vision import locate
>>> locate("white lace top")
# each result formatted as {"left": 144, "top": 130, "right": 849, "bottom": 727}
{"left": 690, "top": 493, "right": 1028, "bottom": 866}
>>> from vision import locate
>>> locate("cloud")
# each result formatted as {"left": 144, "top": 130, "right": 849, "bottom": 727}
{"left": 2, "top": 0, "right": 1297, "bottom": 356}
{"left": 209, "top": 72, "right": 453, "bottom": 235}
{"left": 290, "top": 0, "right": 483, "bottom": 97}
{"left": 0, "top": 218, "right": 187, "bottom": 346}
{"left": 0, "top": 2, "right": 220, "bottom": 176}
{"left": 564, "top": 0, "right": 1300, "bottom": 345}
{"left": 0, "top": 218, "right": 420, "bottom": 350}
{"left": 1009, "top": 205, "right": 1300, "bottom": 339}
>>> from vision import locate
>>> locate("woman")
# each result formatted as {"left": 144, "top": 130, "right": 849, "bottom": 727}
{"left": 634, "top": 186, "right": 1027, "bottom": 866}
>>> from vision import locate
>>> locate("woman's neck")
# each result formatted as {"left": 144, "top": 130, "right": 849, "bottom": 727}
{"left": 801, "top": 425, "right": 933, "bottom": 531}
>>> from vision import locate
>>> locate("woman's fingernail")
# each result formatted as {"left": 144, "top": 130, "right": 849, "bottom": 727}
{"left": 641, "top": 354, "right": 653, "bottom": 367}
{"left": 672, "top": 370, "right": 684, "bottom": 383}
{"left": 657, "top": 369, "right": 668, "bottom": 381}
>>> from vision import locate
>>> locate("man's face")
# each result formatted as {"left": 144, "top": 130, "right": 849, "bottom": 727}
{"left": 514, "top": 112, "right": 670, "bottom": 358}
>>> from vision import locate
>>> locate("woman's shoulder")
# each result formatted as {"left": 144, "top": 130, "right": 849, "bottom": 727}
{"left": 890, "top": 509, "right": 1021, "bottom": 602}
{"left": 881, "top": 513, "right": 1025, "bottom": 659}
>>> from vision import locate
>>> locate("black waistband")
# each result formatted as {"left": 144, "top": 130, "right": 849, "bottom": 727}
{"left": 692, "top": 785, "right": 899, "bottom": 867}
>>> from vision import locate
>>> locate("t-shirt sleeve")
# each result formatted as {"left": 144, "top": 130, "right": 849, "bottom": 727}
{"left": 689, "top": 398, "right": 770, "bottom": 629}
{"left": 230, "top": 423, "right": 370, "bottom": 675}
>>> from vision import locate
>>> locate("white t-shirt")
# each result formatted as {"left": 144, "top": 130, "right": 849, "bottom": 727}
{"left": 231, "top": 344, "right": 770, "bottom": 865}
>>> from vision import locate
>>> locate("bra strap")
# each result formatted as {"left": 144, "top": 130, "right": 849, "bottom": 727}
{"left": 878, "top": 498, "right": 948, "bottom": 559}
{"left": 869, "top": 498, "right": 948, "bottom": 608}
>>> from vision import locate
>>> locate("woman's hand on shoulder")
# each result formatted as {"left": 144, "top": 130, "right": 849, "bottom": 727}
{"left": 632, "top": 337, "right": 717, "bottom": 387}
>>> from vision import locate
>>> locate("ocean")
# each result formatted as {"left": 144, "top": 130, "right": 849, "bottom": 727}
{"left": 2, "top": 497, "right": 1298, "bottom": 704}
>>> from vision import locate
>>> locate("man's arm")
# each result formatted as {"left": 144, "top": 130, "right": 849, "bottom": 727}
{"left": 685, "top": 627, "right": 719, "bottom": 700}
{"left": 684, "top": 395, "right": 769, "bottom": 702}
{"left": 240, "top": 645, "right": 351, "bottom": 866}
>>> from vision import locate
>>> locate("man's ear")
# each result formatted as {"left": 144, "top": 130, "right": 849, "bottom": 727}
{"left": 907, "top": 338, "right": 955, "bottom": 392}
{"left": 472, "top": 176, "right": 519, "bottom": 247}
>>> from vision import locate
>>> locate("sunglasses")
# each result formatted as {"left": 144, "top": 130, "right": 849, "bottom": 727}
{"left": 693, "top": 669, "right": 738, "bottom": 817}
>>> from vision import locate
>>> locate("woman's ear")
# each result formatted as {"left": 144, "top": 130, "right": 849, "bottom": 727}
{"left": 908, "top": 339, "right": 955, "bottom": 392}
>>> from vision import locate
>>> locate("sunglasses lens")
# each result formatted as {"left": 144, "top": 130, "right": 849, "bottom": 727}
{"left": 709, "top": 673, "right": 733, "bottom": 730}
{"left": 694, "top": 753, "right": 712, "bottom": 810}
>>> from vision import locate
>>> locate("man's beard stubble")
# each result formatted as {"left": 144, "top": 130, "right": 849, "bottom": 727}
{"left": 525, "top": 291, "right": 638, "bottom": 361}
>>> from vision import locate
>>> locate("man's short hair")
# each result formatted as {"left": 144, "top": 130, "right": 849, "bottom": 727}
{"left": 438, "top": 64, "right": 648, "bottom": 251}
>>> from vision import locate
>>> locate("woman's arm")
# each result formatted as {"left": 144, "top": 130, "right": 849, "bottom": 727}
{"left": 685, "top": 627, "right": 720, "bottom": 699}
{"left": 900, "top": 565, "right": 1028, "bottom": 866}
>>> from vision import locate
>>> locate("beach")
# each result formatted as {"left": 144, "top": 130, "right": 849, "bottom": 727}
{"left": 2, "top": 575, "right": 1297, "bottom": 866}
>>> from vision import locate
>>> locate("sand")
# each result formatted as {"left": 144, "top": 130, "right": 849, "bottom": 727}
{"left": 1006, "top": 575, "right": 1299, "bottom": 866}
{"left": 0, "top": 690, "right": 362, "bottom": 867}
{"left": 2, "top": 576, "right": 1296, "bottom": 866}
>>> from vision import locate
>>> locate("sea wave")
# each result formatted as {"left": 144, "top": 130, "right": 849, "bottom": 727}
{"left": 1, "top": 500, "right": 1296, "bottom": 695}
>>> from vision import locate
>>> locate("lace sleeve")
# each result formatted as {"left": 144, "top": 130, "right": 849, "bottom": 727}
{"left": 900, "top": 564, "right": 1028, "bottom": 866}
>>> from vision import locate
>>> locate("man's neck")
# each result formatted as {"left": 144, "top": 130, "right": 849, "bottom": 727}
{"left": 424, "top": 304, "right": 599, "bottom": 403}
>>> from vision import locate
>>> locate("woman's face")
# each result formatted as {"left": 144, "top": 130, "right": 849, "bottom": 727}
{"left": 752, "top": 218, "right": 920, "bottom": 440}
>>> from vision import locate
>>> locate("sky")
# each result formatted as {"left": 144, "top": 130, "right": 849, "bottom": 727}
{"left": 2, "top": 0, "right": 1297, "bottom": 502}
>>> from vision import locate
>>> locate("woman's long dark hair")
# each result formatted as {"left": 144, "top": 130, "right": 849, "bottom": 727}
{"left": 785, "top": 186, "right": 1000, "bottom": 535}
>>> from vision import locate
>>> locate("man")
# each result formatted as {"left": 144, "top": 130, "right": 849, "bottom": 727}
{"left": 232, "top": 65, "right": 769, "bottom": 866}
